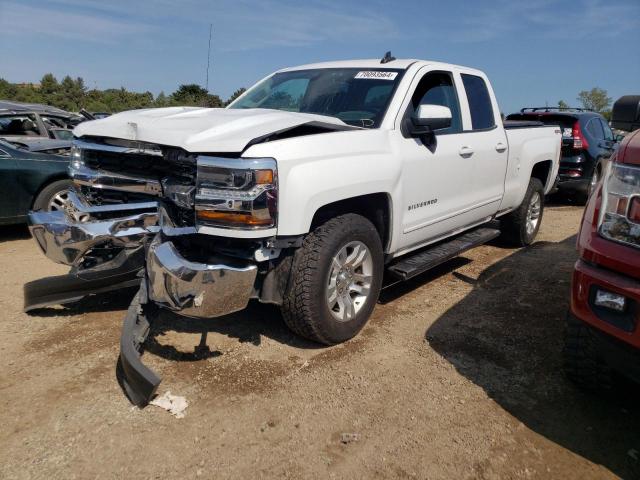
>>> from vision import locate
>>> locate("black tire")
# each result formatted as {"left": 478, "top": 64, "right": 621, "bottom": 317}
{"left": 577, "top": 161, "right": 602, "bottom": 204}
{"left": 32, "top": 179, "right": 74, "bottom": 212}
{"left": 563, "top": 311, "right": 613, "bottom": 391}
{"left": 281, "top": 213, "right": 384, "bottom": 345}
{"left": 500, "top": 177, "right": 545, "bottom": 247}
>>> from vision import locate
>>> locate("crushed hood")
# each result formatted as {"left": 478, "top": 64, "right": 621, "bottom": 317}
{"left": 73, "top": 107, "right": 357, "bottom": 153}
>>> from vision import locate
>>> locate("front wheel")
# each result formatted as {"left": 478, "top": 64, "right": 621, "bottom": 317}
{"left": 500, "top": 177, "right": 545, "bottom": 247}
{"left": 281, "top": 213, "right": 384, "bottom": 345}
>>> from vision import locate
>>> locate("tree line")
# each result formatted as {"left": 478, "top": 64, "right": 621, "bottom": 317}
{"left": 558, "top": 87, "right": 613, "bottom": 119}
{"left": 0, "top": 73, "right": 247, "bottom": 113}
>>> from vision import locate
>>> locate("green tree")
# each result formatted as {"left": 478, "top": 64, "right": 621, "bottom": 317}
{"left": 171, "top": 84, "right": 222, "bottom": 107}
{"left": 0, "top": 75, "right": 232, "bottom": 113}
{"left": 577, "top": 87, "right": 611, "bottom": 113}
{"left": 155, "top": 91, "right": 168, "bottom": 107}
{"left": 40, "top": 73, "right": 59, "bottom": 98}
{"left": 226, "top": 87, "right": 246, "bottom": 106}
{"left": 558, "top": 100, "right": 569, "bottom": 109}
{"left": 171, "top": 84, "right": 209, "bottom": 105}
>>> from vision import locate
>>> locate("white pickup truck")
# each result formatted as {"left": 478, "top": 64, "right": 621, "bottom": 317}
{"left": 28, "top": 56, "right": 561, "bottom": 404}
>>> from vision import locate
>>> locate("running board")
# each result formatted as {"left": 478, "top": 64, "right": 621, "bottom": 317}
{"left": 387, "top": 227, "right": 500, "bottom": 281}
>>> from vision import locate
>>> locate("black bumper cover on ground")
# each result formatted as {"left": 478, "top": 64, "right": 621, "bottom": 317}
{"left": 118, "top": 282, "right": 161, "bottom": 407}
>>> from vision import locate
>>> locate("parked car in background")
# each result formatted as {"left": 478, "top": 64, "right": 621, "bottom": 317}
{"left": 564, "top": 95, "right": 640, "bottom": 389}
{"left": 0, "top": 139, "right": 72, "bottom": 225}
{"left": 0, "top": 100, "right": 90, "bottom": 152}
{"left": 3, "top": 138, "right": 73, "bottom": 156}
{"left": 507, "top": 107, "right": 619, "bottom": 202}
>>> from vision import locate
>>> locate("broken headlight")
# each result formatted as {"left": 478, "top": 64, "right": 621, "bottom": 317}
{"left": 195, "top": 156, "right": 277, "bottom": 230}
{"left": 598, "top": 161, "right": 640, "bottom": 249}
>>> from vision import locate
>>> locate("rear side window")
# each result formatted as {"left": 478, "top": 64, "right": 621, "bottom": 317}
{"left": 600, "top": 118, "right": 614, "bottom": 141}
{"left": 586, "top": 118, "right": 604, "bottom": 139}
{"left": 461, "top": 74, "right": 495, "bottom": 130}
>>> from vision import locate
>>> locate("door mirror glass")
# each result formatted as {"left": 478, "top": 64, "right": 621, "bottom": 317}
{"left": 411, "top": 104, "right": 452, "bottom": 133}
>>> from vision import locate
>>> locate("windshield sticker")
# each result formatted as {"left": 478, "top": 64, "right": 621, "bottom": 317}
{"left": 355, "top": 71, "right": 398, "bottom": 80}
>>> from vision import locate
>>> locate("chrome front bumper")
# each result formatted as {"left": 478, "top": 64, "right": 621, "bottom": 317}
{"left": 146, "top": 235, "right": 258, "bottom": 318}
{"left": 29, "top": 190, "right": 159, "bottom": 267}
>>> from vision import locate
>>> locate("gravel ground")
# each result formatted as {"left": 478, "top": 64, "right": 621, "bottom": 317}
{"left": 1, "top": 204, "right": 639, "bottom": 479}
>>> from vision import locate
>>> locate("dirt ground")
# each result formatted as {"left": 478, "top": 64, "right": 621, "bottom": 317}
{"left": 1, "top": 204, "right": 639, "bottom": 479}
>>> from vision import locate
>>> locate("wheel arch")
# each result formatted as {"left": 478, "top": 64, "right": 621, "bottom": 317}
{"left": 309, "top": 192, "right": 393, "bottom": 252}
{"left": 530, "top": 159, "right": 553, "bottom": 191}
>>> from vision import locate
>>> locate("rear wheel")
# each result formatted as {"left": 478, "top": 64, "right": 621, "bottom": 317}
{"left": 500, "top": 177, "right": 544, "bottom": 246}
{"left": 281, "top": 213, "right": 384, "bottom": 345}
{"left": 33, "top": 179, "right": 74, "bottom": 212}
{"left": 580, "top": 161, "right": 602, "bottom": 204}
{"left": 563, "top": 311, "right": 613, "bottom": 391}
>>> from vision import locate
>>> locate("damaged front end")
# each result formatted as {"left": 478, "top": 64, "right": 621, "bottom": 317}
{"left": 25, "top": 137, "right": 197, "bottom": 310}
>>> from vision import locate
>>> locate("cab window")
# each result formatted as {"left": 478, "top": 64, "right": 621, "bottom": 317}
{"left": 461, "top": 74, "right": 495, "bottom": 130}
{"left": 409, "top": 71, "right": 462, "bottom": 134}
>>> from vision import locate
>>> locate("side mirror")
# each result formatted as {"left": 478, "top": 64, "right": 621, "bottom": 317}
{"left": 615, "top": 134, "right": 625, "bottom": 143}
{"left": 410, "top": 104, "right": 452, "bottom": 136}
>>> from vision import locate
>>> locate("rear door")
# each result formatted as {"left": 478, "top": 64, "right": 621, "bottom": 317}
{"left": 458, "top": 72, "right": 508, "bottom": 218}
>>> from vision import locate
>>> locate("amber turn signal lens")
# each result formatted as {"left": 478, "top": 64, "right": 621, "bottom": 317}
{"left": 196, "top": 209, "right": 273, "bottom": 226}
{"left": 254, "top": 169, "right": 274, "bottom": 184}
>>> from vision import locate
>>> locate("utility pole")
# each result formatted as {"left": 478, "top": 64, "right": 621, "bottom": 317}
{"left": 205, "top": 23, "right": 212, "bottom": 93}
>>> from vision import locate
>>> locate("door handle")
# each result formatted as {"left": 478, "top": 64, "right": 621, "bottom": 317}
{"left": 495, "top": 142, "right": 507, "bottom": 153}
{"left": 459, "top": 146, "right": 474, "bottom": 157}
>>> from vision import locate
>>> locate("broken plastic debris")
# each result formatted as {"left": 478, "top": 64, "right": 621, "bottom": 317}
{"left": 340, "top": 432, "right": 360, "bottom": 444}
{"left": 150, "top": 391, "right": 188, "bottom": 418}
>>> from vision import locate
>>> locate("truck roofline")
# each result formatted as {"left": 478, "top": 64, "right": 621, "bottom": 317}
{"left": 276, "top": 59, "right": 486, "bottom": 76}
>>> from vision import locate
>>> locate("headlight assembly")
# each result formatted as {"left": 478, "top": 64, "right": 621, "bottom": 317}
{"left": 598, "top": 161, "right": 640, "bottom": 249}
{"left": 69, "top": 141, "right": 84, "bottom": 170}
{"left": 195, "top": 156, "right": 277, "bottom": 229}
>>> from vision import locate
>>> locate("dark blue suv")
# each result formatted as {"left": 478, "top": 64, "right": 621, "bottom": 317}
{"left": 507, "top": 108, "right": 619, "bottom": 202}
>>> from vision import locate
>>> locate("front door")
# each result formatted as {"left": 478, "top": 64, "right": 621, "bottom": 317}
{"left": 391, "top": 69, "right": 478, "bottom": 253}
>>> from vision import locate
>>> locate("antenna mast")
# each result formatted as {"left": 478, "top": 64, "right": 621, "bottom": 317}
{"left": 205, "top": 23, "right": 213, "bottom": 92}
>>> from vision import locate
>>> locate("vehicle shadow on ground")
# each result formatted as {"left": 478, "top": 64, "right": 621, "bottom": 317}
{"left": 144, "top": 301, "right": 324, "bottom": 361}
{"left": 143, "top": 257, "right": 477, "bottom": 362}
{"left": 0, "top": 224, "right": 31, "bottom": 241}
{"left": 425, "top": 236, "right": 640, "bottom": 478}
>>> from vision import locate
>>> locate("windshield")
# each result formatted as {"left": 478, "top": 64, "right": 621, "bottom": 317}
{"left": 229, "top": 68, "right": 405, "bottom": 128}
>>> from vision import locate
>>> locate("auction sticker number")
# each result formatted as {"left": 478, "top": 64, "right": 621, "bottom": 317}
{"left": 355, "top": 71, "right": 398, "bottom": 80}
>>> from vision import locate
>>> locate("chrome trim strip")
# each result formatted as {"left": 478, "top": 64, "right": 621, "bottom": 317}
{"left": 70, "top": 164, "right": 163, "bottom": 196}
{"left": 74, "top": 139, "right": 163, "bottom": 156}
{"left": 197, "top": 155, "right": 277, "bottom": 170}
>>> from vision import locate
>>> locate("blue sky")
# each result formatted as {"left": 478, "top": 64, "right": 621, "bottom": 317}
{"left": 1, "top": 0, "right": 639, "bottom": 113}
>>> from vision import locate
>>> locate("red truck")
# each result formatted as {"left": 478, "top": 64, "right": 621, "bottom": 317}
{"left": 564, "top": 95, "right": 640, "bottom": 388}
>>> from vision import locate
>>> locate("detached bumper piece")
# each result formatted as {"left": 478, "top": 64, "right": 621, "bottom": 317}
{"left": 118, "top": 283, "right": 161, "bottom": 406}
{"left": 28, "top": 190, "right": 158, "bottom": 267}
{"left": 118, "top": 234, "right": 259, "bottom": 406}
{"left": 24, "top": 190, "right": 159, "bottom": 310}
{"left": 23, "top": 246, "right": 144, "bottom": 311}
